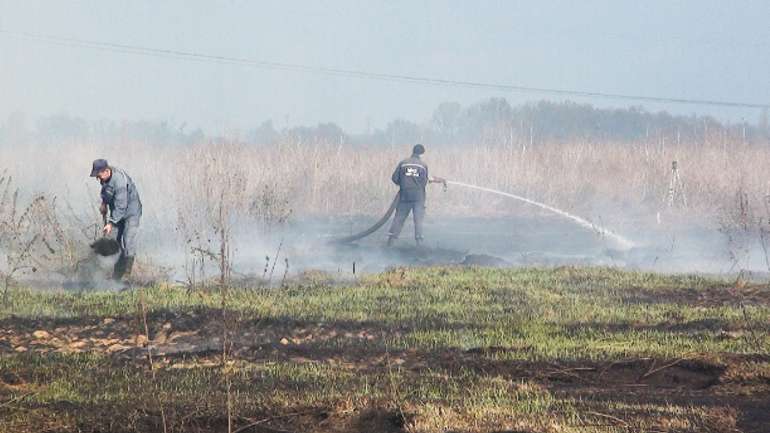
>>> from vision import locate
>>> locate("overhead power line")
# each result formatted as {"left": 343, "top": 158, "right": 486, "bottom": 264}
{"left": 1, "top": 29, "right": 768, "bottom": 110}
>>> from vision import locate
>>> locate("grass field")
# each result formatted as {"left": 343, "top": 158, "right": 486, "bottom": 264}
{"left": 6, "top": 136, "right": 770, "bottom": 222}
{"left": 1, "top": 267, "right": 769, "bottom": 433}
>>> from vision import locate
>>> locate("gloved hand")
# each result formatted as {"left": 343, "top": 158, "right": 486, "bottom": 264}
{"left": 432, "top": 177, "right": 447, "bottom": 190}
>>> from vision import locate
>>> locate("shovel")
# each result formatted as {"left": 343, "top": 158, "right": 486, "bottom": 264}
{"left": 90, "top": 213, "right": 121, "bottom": 256}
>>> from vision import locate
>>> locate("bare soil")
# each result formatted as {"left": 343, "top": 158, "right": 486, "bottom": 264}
{"left": 2, "top": 308, "right": 769, "bottom": 432}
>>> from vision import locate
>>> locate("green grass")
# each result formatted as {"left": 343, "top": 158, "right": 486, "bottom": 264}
{"left": 1, "top": 267, "right": 768, "bottom": 432}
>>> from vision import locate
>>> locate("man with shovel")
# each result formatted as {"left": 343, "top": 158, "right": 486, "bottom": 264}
{"left": 90, "top": 159, "right": 142, "bottom": 283}
{"left": 387, "top": 144, "right": 445, "bottom": 247}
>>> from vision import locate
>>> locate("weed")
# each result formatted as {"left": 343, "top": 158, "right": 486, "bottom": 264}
{"left": 0, "top": 172, "right": 77, "bottom": 303}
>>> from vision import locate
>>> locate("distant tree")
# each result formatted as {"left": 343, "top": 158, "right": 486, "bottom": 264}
{"left": 185, "top": 128, "right": 206, "bottom": 145}
{"left": 463, "top": 98, "right": 512, "bottom": 129}
{"left": 431, "top": 101, "right": 462, "bottom": 141}
{"left": 315, "top": 122, "right": 346, "bottom": 144}
{"left": 248, "top": 120, "right": 279, "bottom": 144}
{"left": 36, "top": 114, "right": 90, "bottom": 139}
{"left": 118, "top": 120, "right": 179, "bottom": 145}
{"left": 2, "top": 112, "right": 29, "bottom": 146}
{"left": 455, "top": 98, "right": 514, "bottom": 144}
{"left": 381, "top": 118, "right": 423, "bottom": 145}
{"left": 286, "top": 122, "right": 347, "bottom": 144}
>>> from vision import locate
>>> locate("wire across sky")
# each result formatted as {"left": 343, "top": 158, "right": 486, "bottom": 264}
{"left": 1, "top": 29, "right": 768, "bottom": 110}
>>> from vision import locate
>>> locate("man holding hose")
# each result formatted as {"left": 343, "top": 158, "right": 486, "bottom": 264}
{"left": 387, "top": 144, "right": 445, "bottom": 247}
{"left": 90, "top": 159, "right": 142, "bottom": 282}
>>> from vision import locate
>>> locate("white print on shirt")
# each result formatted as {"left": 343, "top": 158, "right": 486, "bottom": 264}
{"left": 403, "top": 163, "right": 425, "bottom": 177}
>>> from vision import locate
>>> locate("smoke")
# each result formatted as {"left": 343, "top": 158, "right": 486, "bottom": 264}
{"left": 2, "top": 126, "right": 770, "bottom": 289}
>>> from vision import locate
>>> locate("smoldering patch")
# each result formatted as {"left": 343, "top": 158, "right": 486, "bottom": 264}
{"left": 90, "top": 238, "right": 120, "bottom": 256}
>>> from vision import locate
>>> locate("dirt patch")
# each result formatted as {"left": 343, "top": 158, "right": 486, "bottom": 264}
{"left": 460, "top": 254, "right": 511, "bottom": 267}
{"left": 591, "top": 358, "right": 724, "bottom": 389}
{"left": 0, "top": 312, "right": 755, "bottom": 394}
{"left": 348, "top": 409, "right": 407, "bottom": 433}
{"left": 3, "top": 311, "right": 768, "bottom": 433}
{"left": 443, "top": 350, "right": 728, "bottom": 390}
{"left": 7, "top": 405, "right": 407, "bottom": 433}
{"left": 0, "top": 370, "right": 24, "bottom": 387}
{"left": 0, "top": 311, "right": 411, "bottom": 361}
{"left": 138, "top": 407, "right": 407, "bottom": 433}
{"left": 628, "top": 282, "right": 770, "bottom": 307}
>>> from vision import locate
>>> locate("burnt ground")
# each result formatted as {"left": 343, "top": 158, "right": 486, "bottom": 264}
{"left": 627, "top": 281, "right": 770, "bottom": 308}
{"left": 2, "top": 318, "right": 768, "bottom": 432}
{"left": 1, "top": 274, "right": 769, "bottom": 433}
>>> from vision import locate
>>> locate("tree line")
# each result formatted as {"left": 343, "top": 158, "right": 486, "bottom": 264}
{"left": 2, "top": 98, "right": 768, "bottom": 147}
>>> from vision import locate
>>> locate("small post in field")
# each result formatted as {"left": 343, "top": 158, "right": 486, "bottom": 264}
{"left": 664, "top": 160, "right": 687, "bottom": 209}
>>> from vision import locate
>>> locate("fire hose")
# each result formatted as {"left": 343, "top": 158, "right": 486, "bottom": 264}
{"left": 332, "top": 192, "right": 401, "bottom": 244}
{"left": 332, "top": 179, "right": 447, "bottom": 244}
{"left": 331, "top": 179, "right": 633, "bottom": 249}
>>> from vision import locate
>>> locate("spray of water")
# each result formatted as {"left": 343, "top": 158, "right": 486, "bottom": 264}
{"left": 447, "top": 181, "right": 635, "bottom": 250}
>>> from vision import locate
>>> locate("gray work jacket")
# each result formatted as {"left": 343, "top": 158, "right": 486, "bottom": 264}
{"left": 391, "top": 155, "right": 429, "bottom": 202}
{"left": 101, "top": 167, "right": 142, "bottom": 224}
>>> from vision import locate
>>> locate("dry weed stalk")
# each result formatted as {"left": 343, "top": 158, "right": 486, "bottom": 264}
{"left": 261, "top": 255, "right": 270, "bottom": 280}
{"left": 0, "top": 172, "right": 77, "bottom": 303}
{"left": 758, "top": 195, "right": 770, "bottom": 272}
{"left": 221, "top": 280, "right": 233, "bottom": 433}
{"left": 267, "top": 239, "right": 283, "bottom": 285}
{"left": 176, "top": 144, "right": 250, "bottom": 289}
{"left": 249, "top": 183, "right": 292, "bottom": 228}
{"left": 219, "top": 268, "right": 244, "bottom": 433}
{"left": 280, "top": 257, "right": 289, "bottom": 287}
{"left": 718, "top": 187, "right": 756, "bottom": 271}
{"left": 138, "top": 290, "right": 168, "bottom": 433}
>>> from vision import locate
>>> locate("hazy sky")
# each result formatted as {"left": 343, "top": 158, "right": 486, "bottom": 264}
{"left": 1, "top": 0, "right": 768, "bottom": 133}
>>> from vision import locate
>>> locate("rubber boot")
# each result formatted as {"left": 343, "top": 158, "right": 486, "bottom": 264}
{"left": 113, "top": 256, "right": 135, "bottom": 280}
{"left": 123, "top": 257, "right": 135, "bottom": 281}
{"left": 112, "top": 256, "right": 127, "bottom": 281}
{"left": 113, "top": 256, "right": 135, "bottom": 291}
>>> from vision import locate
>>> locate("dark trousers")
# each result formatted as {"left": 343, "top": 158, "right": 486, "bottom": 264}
{"left": 113, "top": 216, "right": 140, "bottom": 280}
{"left": 388, "top": 200, "right": 425, "bottom": 241}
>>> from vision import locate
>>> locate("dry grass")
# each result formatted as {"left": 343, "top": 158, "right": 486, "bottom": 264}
{"left": 1, "top": 133, "right": 770, "bottom": 283}
{"left": 0, "top": 172, "right": 79, "bottom": 301}
{"left": 3, "top": 133, "right": 768, "bottom": 223}
{"left": 6, "top": 137, "right": 770, "bottom": 215}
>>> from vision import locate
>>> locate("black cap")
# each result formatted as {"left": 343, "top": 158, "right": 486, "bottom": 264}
{"left": 90, "top": 159, "right": 109, "bottom": 177}
{"left": 412, "top": 144, "right": 425, "bottom": 155}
